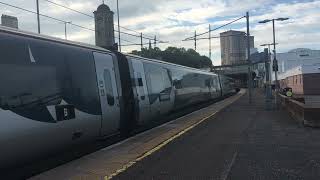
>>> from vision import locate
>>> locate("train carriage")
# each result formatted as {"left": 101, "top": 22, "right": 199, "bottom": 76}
{"left": 0, "top": 26, "right": 236, "bottom": 169}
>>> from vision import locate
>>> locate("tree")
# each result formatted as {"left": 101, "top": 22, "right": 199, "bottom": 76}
{"left": 130, "top": 47, "right": 213, "bottom": 69}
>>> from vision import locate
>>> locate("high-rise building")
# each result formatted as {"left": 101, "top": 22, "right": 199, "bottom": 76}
{"left": 94, "top": 3, "right": 115, "bottom": 49}
{"left": 220, "top": 30, "right": 254, "bottom": 65}
{"left": 1, "top": 14, "right": 18, "bottom": 29}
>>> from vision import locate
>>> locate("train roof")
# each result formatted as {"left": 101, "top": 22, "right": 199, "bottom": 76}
{"left": 0, "top": 25, "right": 109, "bottom": 53}
{"left": 0, "top": 25, "right": 217, "bottom": 76}
{"left": 125, "top": 54, "right": 217, "bottom": 75}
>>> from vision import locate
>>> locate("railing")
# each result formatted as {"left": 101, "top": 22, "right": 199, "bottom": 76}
{"left": 279, "top": 93, "right": 320, "bottom": 127}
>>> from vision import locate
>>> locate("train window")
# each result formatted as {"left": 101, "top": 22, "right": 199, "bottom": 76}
{"left": 159, "top": 68, "right": 172, "bottom": 101}
{"left": 162, "top": 69, "right": 172, "bottom": 91}
{"left": 137, "top": 72, "right": 145, "bottom": 100}
{"left": 144, "top": 63, "right": 167, "bottom": 104}
{"left": 103, "top": 69, "right": 115, "bottom": 106}
{"left": 205, "top": 79, "right": 211, "bottom": 88}
{"left": 171, "top": 68, "right": 184, "bottom": 89}
{"left": 0, "top": 33, "right": 101, "bottom": 123}
{"left": 63, "top": 48, "right": 101, "bottom": 115}
{"left": 137, "top": 73, "right": 143, "bottom": 86}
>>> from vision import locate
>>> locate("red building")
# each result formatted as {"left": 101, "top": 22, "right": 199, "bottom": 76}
{"left": 271, "top": 49, "right": 320, "bottom": 106}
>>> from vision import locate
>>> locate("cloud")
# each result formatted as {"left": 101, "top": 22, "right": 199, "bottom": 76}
{"left": 0, "top": 0, "right": 319, "bottom": 66}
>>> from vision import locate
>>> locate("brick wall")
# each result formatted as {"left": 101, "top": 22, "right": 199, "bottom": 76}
{"left": 279, "top": 74, "right": 304, "bottom": 96}
{"left": 303, "top": 73, "right": 320, "bottom": 95}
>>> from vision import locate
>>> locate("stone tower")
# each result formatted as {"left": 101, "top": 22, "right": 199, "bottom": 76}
{"left": 94, "top": 3, "right": 115, "bottom": 49}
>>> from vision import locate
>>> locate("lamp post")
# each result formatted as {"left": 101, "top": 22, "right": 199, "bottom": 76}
{"left": 261, "top": 43, "right": 278, "bottom": 55}
{"left": 246, "top": 12, "right": 252, "bottom": 104}
{"left": 260, "top": 43, "right": 278, "bottom": 109}
{"left": 261, "top": 42, "right": 279, "bottom": 84}
{"left": 36, "top": 0, "right": 40, "bottom": 34}
{"left": 259, "top": 18, "right": 289, "bottom": 107}
{"left": 260, "top": 43, "right": 279, "bottom": 84}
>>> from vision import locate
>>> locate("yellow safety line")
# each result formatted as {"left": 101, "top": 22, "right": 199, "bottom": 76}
{"left": 105, "top": 93, "right": 244, "bottom": 180}
{"left": 105, "top": 111, "right": 217, "bottom": 180}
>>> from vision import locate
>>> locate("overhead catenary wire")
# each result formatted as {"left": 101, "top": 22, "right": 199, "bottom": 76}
{"left": 42, "top": 0, "right": 161, "bottom": 42}
{"left": 185, "top": 33, "right": 248, "bottom": 41}
{"left": 115, "top": 37, "right": 136, "bottom": 44}
{"left": 0, "top": 1, "right": 67, "bottom": 23}
{"left": 121, "top": 40, "right": 172, "bottom": 48}
{"left": 121, "top": 42, "right": 150, "bottom": 47}
{"left": 0, "top": 1, "right": 147, "bottom": 47}
{"left": 114, "top": 30, "right": 156, "bottom": 41}
{"left": 119, "top": 26, "right": 154, "bottom": 39}
{"left": 0, "top": 1, "right": 95, "bottom": 31}
{"left": 42, "top": 0, "right": 94, "bottom": 18}
{"left": 183, "top": 16, "right": 246, "bottom": 41}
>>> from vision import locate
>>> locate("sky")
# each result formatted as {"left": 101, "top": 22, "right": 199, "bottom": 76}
{"left": 0, "top": 0, "right": 319, "bottom": 65}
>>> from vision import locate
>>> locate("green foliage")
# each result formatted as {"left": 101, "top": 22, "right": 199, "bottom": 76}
{"left": 130, "top": 47, "right": 213, "bottom": 69}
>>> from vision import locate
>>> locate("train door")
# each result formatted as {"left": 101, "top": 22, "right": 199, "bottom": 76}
{"left": 159, "top": 68, "right": 175, "bottom": 115}
{"left": 93, "top": 52, "right": 120, "bottom": 136}
{"left": 210, "top": 76, "right": 219, "bottom": 98}
{"left": 131, "top": 59, "right": 151, "bottom": 124}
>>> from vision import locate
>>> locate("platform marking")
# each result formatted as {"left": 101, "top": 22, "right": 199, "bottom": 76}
{"left": 105, "top": 92, "right": 245, "bottom": 180}
{"left": 221, "top": 151, "right": 238, "bottom": 180}
{"left": 105, "top": 110, "right": 218, "bottom": 180}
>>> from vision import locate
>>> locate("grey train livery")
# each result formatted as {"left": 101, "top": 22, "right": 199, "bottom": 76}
{"left": 0, "top": 26, "right": 236, "bottom": 169}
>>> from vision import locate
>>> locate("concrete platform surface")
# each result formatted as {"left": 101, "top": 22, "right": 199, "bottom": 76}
{"left": 30, "top": 90, "right": 245, "bottom": 180}
{"left": 113, "top": 89, "right": 320, "bottom": 180}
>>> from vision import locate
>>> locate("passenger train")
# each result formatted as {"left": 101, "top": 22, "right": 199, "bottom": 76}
{"left": 0, "top": 26, "right": 236, "bottom": 169}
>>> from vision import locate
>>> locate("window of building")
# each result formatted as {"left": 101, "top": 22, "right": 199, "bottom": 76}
{"left": 299, "top": 75, "right": 302, "bottom": 84}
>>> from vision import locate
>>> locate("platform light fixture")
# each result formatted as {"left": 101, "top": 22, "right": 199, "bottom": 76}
{"left": 259, "top": 17, "right": 289, "bottom": 107}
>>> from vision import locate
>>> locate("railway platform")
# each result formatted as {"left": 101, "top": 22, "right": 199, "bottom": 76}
{"left": 30, "top": 89, "right": 320, "bottom": 180}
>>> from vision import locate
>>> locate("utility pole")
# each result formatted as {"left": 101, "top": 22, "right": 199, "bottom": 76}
{"left": 246, "top": 11, "right": 252, "bottom": 104}
{"left": 116, "top": 0, "right": 121, "bottom": 52}
{"left": 261, "top": 43, "right": 277, "bottom": 109}
{"left": 194, "top": 31, "right": 197, "bottom": 51}
{"left": 264, "top": 48, "right": 272, "bottom": 109}
{"left": 65, "top": 22, "right": 67, "bottom": 40}
{"left": 64, "top": 22, "right": 67, "bottom": 40}
{"left": 258, "top": 17, "right": 289, "bottom": 108}
{"left": 36, "top": 0, "right": 40, "bottom": 34}
{"left": 63, "top": 21, "right": 71, "bottom": 40}
{"left": 140, "top": 32, "right": 143, "bottom": 50}
{"left": 154, "top": 35, "right": 157, "bottom": 48}
{"left": 272, "top": 19, "right": 278, "bottom": 107}
{"left": 209, "top": 24, "right": 212, "bottom": 60}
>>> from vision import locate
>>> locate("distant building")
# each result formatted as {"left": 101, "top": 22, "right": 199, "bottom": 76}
{"left": 275, "top": 48, "right": 320, "bottom": 105}
{"left": 246, "top": 35, "right": 254, "bottom": 49}
{"left": 220, "top": 30, "right": 255, "bottom": 66}
{"left": 276, "top": 48, "right": 320, "bottom": 73}
{"left": 94, "top": 3, "right": 115, "bottom": 49}
{"left": 1, "top": 14, "right": 18, "bottom": 29}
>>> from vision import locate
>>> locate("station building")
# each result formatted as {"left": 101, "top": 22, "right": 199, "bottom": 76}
{"left": 273, "top": 48, "right": 320, "bottom": 105}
